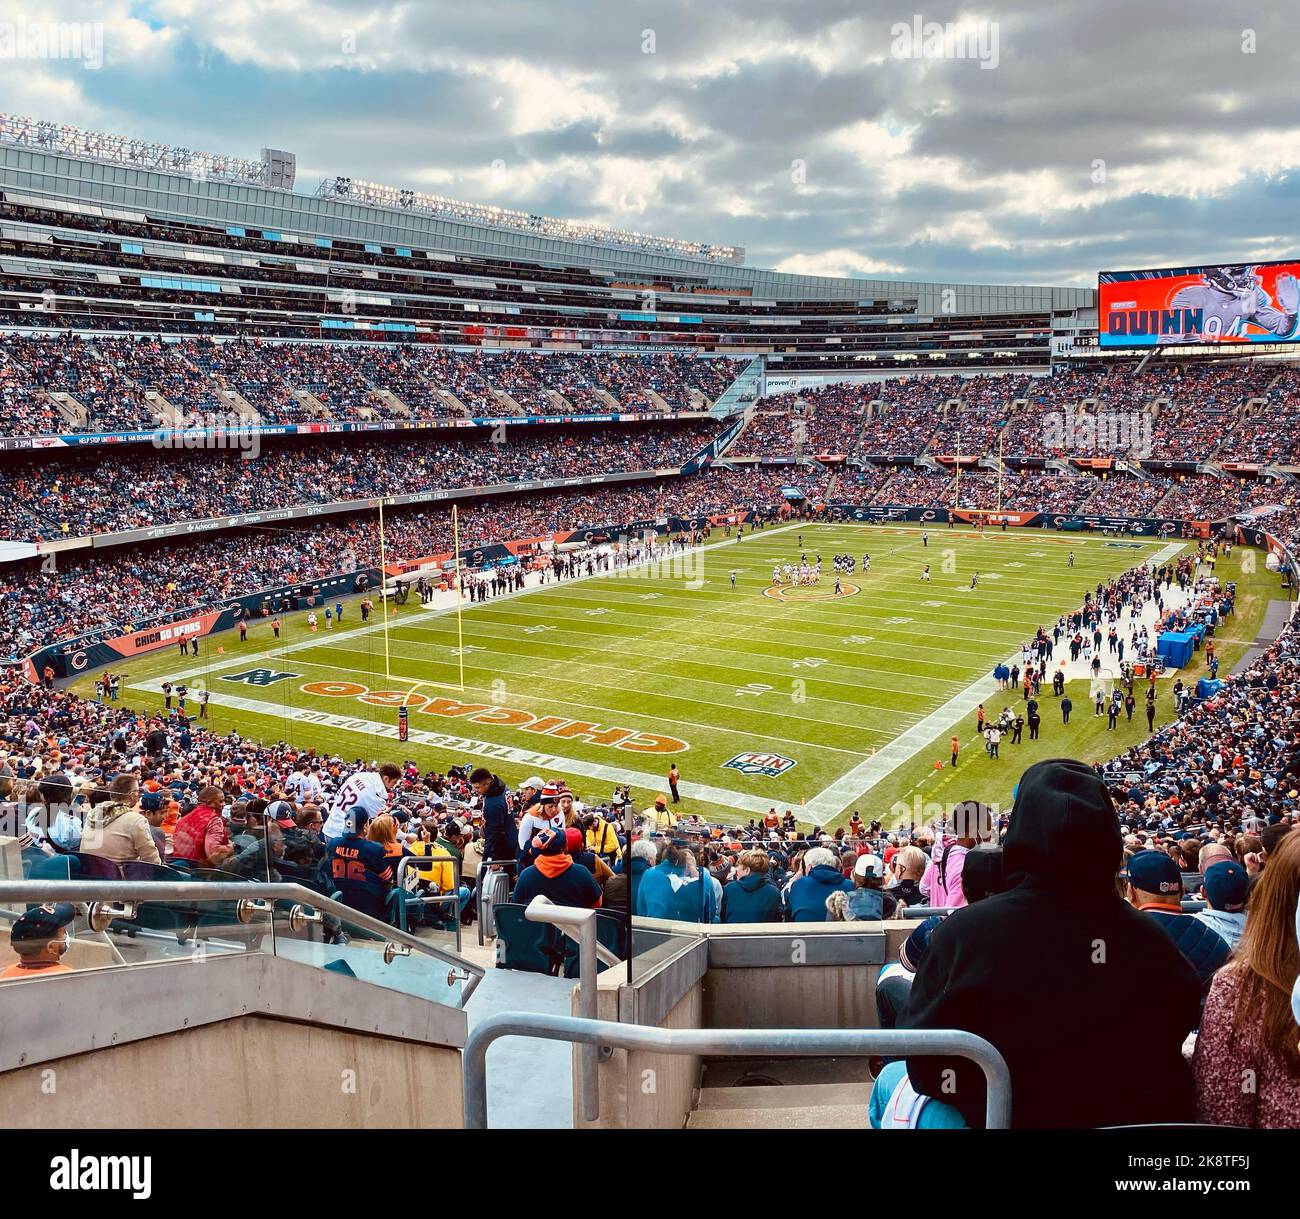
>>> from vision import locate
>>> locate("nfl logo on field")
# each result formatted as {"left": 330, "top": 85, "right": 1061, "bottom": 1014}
{"left": 723, "top": 752, "right": 798, "bottom": 777}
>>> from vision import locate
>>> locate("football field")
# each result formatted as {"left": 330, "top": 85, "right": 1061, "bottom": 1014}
{"left": 79, "top": 520, "right": 1279, "bottom": 829}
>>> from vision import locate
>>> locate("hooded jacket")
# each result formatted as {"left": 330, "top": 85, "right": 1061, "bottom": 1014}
{"left": 82, "top": 800, "right": 162, "bottom": 866}
{"left": 787, "top": 864, "right": 853, "bottom": 923}
{"left": 635, "top": 859, "right": 717, "bottom": 923}
{"left": 901, "top": 759, "right": 1202, "bottom": 1128}
{"left": 512, "top": 852, "right": 602, "bottom": 909}
{"left": 721, "top": 870, "right": 784, "bottom": 923}
{"left": 1193, "top": 907, "right": 1245, "bottom": 952}
{"left": 479, "top": 775, "right": 514, "bottom": 865}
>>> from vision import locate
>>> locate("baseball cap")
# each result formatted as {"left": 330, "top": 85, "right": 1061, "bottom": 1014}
{"left": 521, "top": 776, "right": 544, "bottom": 792}
{"left": 564, "top": 827, "right": 584, "bottom": 853}
{"left": 10, "top": 903, "right": 76, "bottom": 951}
{"left": 266, "top": 799, "right": 295, "bottom": 826}
{"left": 1202, "top": 860, "right": 1249, "bottom": 913}
{"left": 853, "top": 854, "right": 885, "bottom": 880}
{"left": 1128, "top": 850, "right": 1183, "bottom": 896}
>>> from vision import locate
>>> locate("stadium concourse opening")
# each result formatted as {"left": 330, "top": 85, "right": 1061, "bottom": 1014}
{"left": 0, "top": 31, "right": 1298, "bottom": 1178}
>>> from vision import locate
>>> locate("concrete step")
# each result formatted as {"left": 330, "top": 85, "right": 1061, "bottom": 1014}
{"left": 700, "top": 1056, "right": 876, "bottom": 1088}
{"left": 687, "top": 1102, "right": 871, "bottom": 1130}
{"left": 698, "top": 1082, "right": 868, "bottom": 1110}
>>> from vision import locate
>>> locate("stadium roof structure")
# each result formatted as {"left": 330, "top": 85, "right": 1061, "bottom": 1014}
{"left": 0, "top": 112, "right": 1092, "bottom": 314}
{"left": 0, "top": 113, "right": 287, "bottom": 190}
{"left": 314, "top": 177, "right": 745, "bottom": 265}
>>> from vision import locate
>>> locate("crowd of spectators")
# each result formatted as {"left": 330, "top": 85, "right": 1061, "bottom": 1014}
{"left": 0, "top": 334, "right": 743, "bottom": 433}
{"left": 0, "top": 467, "right": 814, "bottom": 657}
{"left": 0, "top": 423, "right": 720, "bottom": 542}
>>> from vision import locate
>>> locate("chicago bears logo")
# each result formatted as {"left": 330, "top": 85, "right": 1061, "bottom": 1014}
{"left": 221, "top": 669, "right": 301, "bottom": 687}
{"left": 723, "top": 752, "right": 798, "bottom": 778}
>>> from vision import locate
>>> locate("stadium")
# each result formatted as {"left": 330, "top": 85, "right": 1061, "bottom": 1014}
{"left": 1, "top": 3, "right": 1298, "bottom": 1173}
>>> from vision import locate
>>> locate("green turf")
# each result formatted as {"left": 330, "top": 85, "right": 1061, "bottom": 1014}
{"left": 73, "top": 522, "right": 1287, "bottom": 830}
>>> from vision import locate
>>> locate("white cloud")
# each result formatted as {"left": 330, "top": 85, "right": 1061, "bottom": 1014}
{"left": 774, "top": 249, "right": 906, "bottom": 277}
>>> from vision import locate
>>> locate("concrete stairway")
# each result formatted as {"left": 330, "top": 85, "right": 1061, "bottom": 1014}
{"left": 491, "top": 389, "right": 527, "bottom": 416}
{"left": 290, "top": 389, "right": 334, "bottom": 418}
{"left": 686, "top": 1056, "right": 875, "bottom": 1129}
{"left": 216, "top": 389, "right": 263, "bottom": 423}
{"left": 371, "top": 389, "right": 411, "bottom": 416}
{"left": 144, "top": 391, "right": 182, "bottom": 426}
{"left": 436, "top": 389, "right": 472, "bottom": 417}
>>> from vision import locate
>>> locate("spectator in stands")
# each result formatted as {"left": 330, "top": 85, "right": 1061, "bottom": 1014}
{"left": 326, "top": 802, "right": 395, "bottom": 922}
{"left": 635, "top": 840, "right": 717, "bottom": 922}
{"left": 0, "top": 902, "right": 77, "bottom": 979}
{"left": 919, "top": 802, "right": 989, "bottom": 908}
{"left": 844, "top": 854, "right": 897, "bottom": 920}
{"left": 1252, "top": 823, "right": 1294, "bottom": 893}
{"left": 1194, "top": 859, "right": 1250, "bottom": 951}
{"left": 606, "top": 837, "right": 654, "bottom": 912}
{"left": 1193, "top": 832, "right": 1300, "bottom": 1127}
{"left": 1126, "top": 850, "right": 1231, "bottom": 988}
{"left": 140, "top": 789, "right": 169, "bottom": 861}
{"left": 512, "top": 827, "right": 603, "bottom": 909}
{"left": 171, "top": 786, "right": 233, "bottom": 868}
{"left": 786, "top": 846, "right": 853, "bottom": 922}
{"left": 81, "top": 774, "right": 161, "bottom": 867}
{"left": 874, "top": 847, "right": 1008, "bottom": 1038}
{"left": 886, "top": 844, "right": 927, "bottom": 908}
{"left": 720, "top": 849, "right": 783, "bottom": 923}
{"left": 901, "top": 759, "right": 1202, "bottom": 1128}
{"left": 473, "top": 767, "right": 515, "bottom": 880}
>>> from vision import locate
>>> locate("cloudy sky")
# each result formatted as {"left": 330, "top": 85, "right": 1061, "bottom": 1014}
{"left": 3, "top": 0, "right": 1299, "bottom": 286}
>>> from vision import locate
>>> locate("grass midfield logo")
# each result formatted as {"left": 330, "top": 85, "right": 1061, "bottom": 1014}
{"left": 763, "top": 582, "right": 860, "bottom": 602}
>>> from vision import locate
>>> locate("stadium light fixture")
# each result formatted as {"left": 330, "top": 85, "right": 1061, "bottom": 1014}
{"left": 313, "top": 175, "right": 745, "bottom": 264}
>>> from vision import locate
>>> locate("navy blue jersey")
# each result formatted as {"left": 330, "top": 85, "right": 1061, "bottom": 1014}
{"left": 328, "top": 834, "right": 394, "bottom": 920}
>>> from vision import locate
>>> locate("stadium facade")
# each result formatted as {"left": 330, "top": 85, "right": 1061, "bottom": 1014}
{"left": 0, "top": 115, "right": 1097, "bottom": 380}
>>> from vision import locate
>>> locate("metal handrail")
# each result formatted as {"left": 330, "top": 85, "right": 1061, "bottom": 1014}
{"left": 0, "top": 879, "right": 484, "bottom": 1005}
{"left": 464, "top": 1014, "right": 1012, "bottom": 1129}
{"left": 522, "top": 897, "right": 602, "bottom": 1121}
{"left": 395, "top": 855, "right": 464, "bottom": 954}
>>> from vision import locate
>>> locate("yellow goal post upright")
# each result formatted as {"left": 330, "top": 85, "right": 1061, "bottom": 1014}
{"left": 375, "top": 498, "right": 468, "bottom": 717}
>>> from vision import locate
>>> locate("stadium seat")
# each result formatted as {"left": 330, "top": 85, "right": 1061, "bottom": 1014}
{"left": 493, "top": 903, "right": 565, "bottom": 975}
{"left": 561, "top": 908, "right": 629, "bottom": 978}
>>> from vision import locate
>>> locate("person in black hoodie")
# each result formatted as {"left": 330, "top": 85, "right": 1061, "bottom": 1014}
{"left": 900, "top": 758, "right": 1202, "bottom": 1129}
{"left": 471, "top": 767, "right": 515, "bottom": 881}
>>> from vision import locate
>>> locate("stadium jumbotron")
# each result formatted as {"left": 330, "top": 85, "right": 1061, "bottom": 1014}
{"left": 0, "top": 1, "right": 1297, "bottom": 1172}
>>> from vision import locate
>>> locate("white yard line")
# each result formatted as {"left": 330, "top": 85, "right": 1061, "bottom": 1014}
{"left": 160, "top": 652, "right": 874, "bottom": 756}
{"left": 148, "top": 520, "right": 804, "bottom": 685}
{"left": 797, "top": 542, "right": 1192, "bottom": 823}
{"left": 147, "top": 685, "right": 787, "bottom": 816}
{"left": 126, "top": 525, "right": 1188, "bottom": 823}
